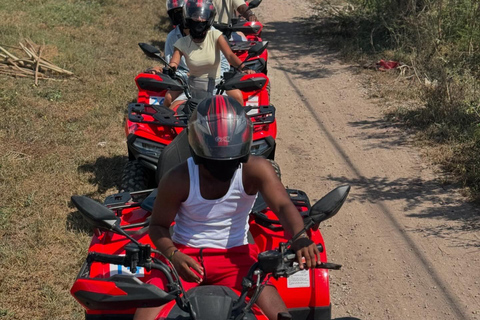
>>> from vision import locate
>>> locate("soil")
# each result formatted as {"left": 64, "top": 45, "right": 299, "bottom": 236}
{"left": 255, "top": 1, "right": 480, "bottom": 319}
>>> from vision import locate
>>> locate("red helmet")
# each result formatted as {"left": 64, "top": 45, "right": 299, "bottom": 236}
{"left": 188, "top": 96, "right": 252, "bottom": 161}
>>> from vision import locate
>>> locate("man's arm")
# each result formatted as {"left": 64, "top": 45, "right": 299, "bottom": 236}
{"left": 149, "top": 163, "right": 204, "bottom": 282}
{"left": 164, "top": 31, "right": 175, "bottom": 64}
{"left": 244, "top": 156, "right": 320, "bottom": 268}
{"left": 236, "top": 3, "right": 257, "bottom": 21}
{"left": 244, "top": 157, "right": 304, "bottom": 237}
{"left": 149, "top": 163, "right": 187, "bottom": 255}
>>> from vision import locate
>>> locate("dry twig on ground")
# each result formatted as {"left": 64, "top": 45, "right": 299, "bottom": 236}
{"left": 0, "top": 39, "right": 73, "bottom": 84}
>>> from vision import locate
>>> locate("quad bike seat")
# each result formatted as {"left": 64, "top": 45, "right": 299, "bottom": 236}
{"left": 155, "top": 129, "right": 191, "bottom": 185}
{"left": 140, "top": 190, "right": 157, "bottom": 213}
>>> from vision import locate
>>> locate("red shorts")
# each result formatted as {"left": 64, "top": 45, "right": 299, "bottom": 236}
{"left": 148, "top": 244, "right": 259, "bottom": 292}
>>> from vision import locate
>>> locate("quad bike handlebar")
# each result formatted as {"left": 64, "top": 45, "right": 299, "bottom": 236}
{"left": 83, "top": 228, "right": 338, "bottom": 319}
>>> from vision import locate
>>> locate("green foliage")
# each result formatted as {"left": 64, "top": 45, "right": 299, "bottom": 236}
{"left": 321, "top": 0, "right": 480, "bottom": 196}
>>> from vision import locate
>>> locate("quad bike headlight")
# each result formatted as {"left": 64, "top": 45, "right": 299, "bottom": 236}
{"left": 132, "top": 138, "right": 166, "bottom": 158}
{"left": 250, "top": 139, "right": 269, "bottom": 156}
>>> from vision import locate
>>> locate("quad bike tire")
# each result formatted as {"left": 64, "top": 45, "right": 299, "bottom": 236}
{"left": 267, "top": 159, "right": 281, "bottom": 181}
{"left": 119, "top": 160, "right": 155, "bottom": 194}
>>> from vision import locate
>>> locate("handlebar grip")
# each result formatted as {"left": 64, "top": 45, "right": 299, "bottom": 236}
{"left": 284, "top": 244, "right": 324, "bottom": 262}
{"left": 88, "top": 252, "right": 126, "bottom": 266}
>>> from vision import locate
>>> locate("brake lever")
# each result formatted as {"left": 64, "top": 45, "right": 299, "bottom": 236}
{"left": 317, "top": 262, "right": 342, "bottom": 270}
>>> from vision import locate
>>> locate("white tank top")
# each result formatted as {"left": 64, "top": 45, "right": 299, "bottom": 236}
{"left": 172, "top": 157, "right": 257, "bottom": 249}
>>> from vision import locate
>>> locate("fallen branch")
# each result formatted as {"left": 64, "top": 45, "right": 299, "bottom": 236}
{"left": 0, "top": 39, "right": 74, "bottom": 83}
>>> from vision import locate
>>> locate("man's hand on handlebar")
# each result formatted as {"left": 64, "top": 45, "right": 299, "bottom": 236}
{"left": 242, "top": 68, "right": 255, "bottom": 75}
{"left": 291, "top": 236, "right": 321, "bottom": 270}
{"left": 238, "top": 64, "right": 255, "bottom": 75}
{"left": 145, "top": 66, "right": 177, "bottom": 78}
{"left": 145, "top": 66, "right": 163, "bottom": 75}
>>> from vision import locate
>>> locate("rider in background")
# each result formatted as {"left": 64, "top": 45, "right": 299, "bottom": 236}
{"left": 164, "top": 0, "right": 189, "bottom": 85}
{"left": 162, "top": 0, "right": 230, "bottom": 87}
{"left": 164, "top": 0, "right": 253, "bottom": 108}
{"left": 212, "top": 0, "right": 258, "bottom": 24}
{"left": 133, "top": 96, "right": 320, "bottom": 320}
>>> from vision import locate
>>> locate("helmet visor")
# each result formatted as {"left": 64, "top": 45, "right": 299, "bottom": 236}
{"left": 184, "top": 1, "right": 215, "bottom": 21}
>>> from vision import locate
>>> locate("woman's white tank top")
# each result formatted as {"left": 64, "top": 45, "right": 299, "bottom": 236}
{"left": 172, "top": 157, "right": 257, "bottom": 249}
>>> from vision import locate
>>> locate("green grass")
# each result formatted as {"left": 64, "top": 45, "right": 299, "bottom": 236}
{"left": 0, "top": 0, "right": 169, "bottom": 318}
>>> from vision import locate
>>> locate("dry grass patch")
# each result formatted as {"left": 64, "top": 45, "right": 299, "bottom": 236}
{"left": 1, "top": 0, "right": 169, "bottom": 318}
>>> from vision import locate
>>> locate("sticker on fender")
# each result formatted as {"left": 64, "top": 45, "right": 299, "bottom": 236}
{"left": 149, "top": 96, "right": 165, "bottom": 106}
{"left": 287, "top": 263, "right": 310, "bottom": 288}
{"left": 109, "top": 264, "right": 145, "bottom": 278}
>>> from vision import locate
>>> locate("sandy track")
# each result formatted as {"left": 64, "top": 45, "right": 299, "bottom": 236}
{"left": 254, "top": 1, "right": 480, "bottom": 319}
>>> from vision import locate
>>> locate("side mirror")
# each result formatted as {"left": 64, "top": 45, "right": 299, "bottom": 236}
{"left": 71, "top": 196, "right": 120, "bottom": 231}
{"left": 247, "top": 41, "right": 268, "bottom": 57}
{"left": 248, "top": 0, "right": 262, "bottom": 9}
{"left": 138, "top": 43, "right": 162, "bottom": 59}
{"left": 309, "top": 185, "right": 350, "bottom": 226}
{"left": 243, "top": 41, "right": 268, "bottom": 64}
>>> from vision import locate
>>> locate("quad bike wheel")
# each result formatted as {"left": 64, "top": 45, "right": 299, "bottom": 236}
{"left": 267, "top": 159, "right": 281, "bottom": 180}
{"left": 120, "top": 160, "right": 155, "bottom": 196}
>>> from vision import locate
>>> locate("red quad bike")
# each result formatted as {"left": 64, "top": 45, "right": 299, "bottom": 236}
{"left": 122, "top": 42, "right": 275, "bottom": 191}
{"left": 214, "top": 0, "right": 268, "bottom": 75}
{"left": 70, "top": 185, "right": 349, "bottom": 320}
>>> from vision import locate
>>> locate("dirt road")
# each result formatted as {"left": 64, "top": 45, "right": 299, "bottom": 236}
{"left": 255, "top": 1, "right": 480, "bottom": 319}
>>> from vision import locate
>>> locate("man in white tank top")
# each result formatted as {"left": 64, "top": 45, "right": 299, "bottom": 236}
{"left": 134, "top": 96, "right": 320, "bottom": 320}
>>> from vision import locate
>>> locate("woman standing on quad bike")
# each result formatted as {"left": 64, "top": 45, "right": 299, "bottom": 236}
{"left": 133, "top": 96, "right": 321, "bottom": 320}
{"left": 163, "top": 0, "right": 254, "bottom": 108}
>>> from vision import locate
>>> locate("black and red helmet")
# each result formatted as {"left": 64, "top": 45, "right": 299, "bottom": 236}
{"left": 188, "top": 96, "right": 252, "bottom": 162}
{"left": 184, "top": 0, "right": 216, "bottom": 35}
{"left": 166, "top": 0, "right": 186, "bottom": 26}
{"left": 184, "top": 0, "right": 216, "bottom": 23}
{"left": 166, "top": 0, "right": 185, "bottom": 11}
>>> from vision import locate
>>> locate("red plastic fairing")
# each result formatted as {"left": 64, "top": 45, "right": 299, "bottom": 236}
{"left": 74, "top": 206, "right": 157, "bottom": 317}
{"left": 71, "top": 279, "right": 127, "bottom": 297}
{"left": 71, "top": 279, "right": 135, "bottom": 317}
{"left": 135, "top": 73, "right": 168, "bottom": 105}
{"left": 243, "top": 21, "right": 264, "bottom": 38}
{"left": 235, "top": 48, "right": 268, "bottom": 66}
{"left": 126, "top": 119, "right": 180, "bottom": 145}
{"left": 248, "top": 208, "right": 331, "bottom": 309}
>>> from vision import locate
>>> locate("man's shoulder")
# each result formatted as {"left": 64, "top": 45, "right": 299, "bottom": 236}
{"left": 167, "top": 28, "right": 182, "bottom": 39}
{"left": 243, "top": 156, "right": 269, "bottom": 174}
{"left": 163, "top": 160, "right": 189, "bottom": 182}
